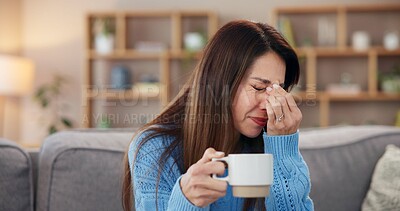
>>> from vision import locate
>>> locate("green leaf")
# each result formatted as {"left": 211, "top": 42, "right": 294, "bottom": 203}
{"left": 34, "top": 87, "right": 46, "bottom": 99}
{"left": 61, "top": 118, "right": 73, "bottom": 128}
{"left": 49, "top": 125, "right": 57, "bottom": 134}
{"left": 50, "top": 84, "right": 60, "bottom": 95}
{"left": 41, "top": 98, "right": 49, "bottom": 108}
{"left": 33, "top": 74, "right": 72, "bottom": 135}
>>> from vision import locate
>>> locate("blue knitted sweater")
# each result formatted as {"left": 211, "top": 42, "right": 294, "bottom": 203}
{"left": 128, "top": 131, "right": 314, "bottom": 210}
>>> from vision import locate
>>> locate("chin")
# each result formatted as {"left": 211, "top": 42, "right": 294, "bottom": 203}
{"left": 242, "top": 128, "right": 263, "bottom": 138}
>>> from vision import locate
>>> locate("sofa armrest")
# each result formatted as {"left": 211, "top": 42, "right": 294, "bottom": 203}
{"left": 0, "top": 139, "right": 34, "bottom": 211}
{"left": 36, "top": 130, "right": 133, "bottom": 211}
{"left": 299, "top": 125, "right": 400, "bottom": 211}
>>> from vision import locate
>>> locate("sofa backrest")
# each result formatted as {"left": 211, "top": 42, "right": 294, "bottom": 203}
{"left": 0, "top": 138, "right": 34, "bottom": 211}
{"left": 299, "top": 125, "right": 400, "bottom": 211}
{"left": 36, "top": 130, "right": 133, "bottom": 211}
{"left": 15, "top": 125, "right": 400, "bottom": 211}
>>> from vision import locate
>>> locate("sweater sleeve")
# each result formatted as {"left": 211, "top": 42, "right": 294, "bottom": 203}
{"left": 128, "top": 132, "right": 209, "bottom": 211}
{"left": 263, "top": 131, "right": 314, "bottom": 211}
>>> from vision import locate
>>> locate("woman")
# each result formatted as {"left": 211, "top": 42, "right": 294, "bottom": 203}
{"left": 122, "top": 20, "right": 314, "bottom": 210}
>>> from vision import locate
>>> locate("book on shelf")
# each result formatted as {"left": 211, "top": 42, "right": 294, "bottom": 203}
{"left": 134, "top": 82, "right": 160, "bottom": 96}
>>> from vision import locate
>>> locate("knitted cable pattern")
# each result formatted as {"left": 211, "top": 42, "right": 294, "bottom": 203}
{"left": 264, "top": 133, "right": 314, "bottom": 211}
{"left": 128, "top": 131, "right": 314, "bottom": 210}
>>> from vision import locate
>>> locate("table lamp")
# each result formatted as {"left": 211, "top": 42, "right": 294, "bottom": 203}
{"left": 0, "top": 55, "right": 34, "bottom": 137}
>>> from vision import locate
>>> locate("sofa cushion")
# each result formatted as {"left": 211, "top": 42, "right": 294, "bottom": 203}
{"left": 0, "top": 139, "right": 34, "bottom": 211}
{"left": 362, "top": 144, "right": 400, "bottom": 211}
{"left": 36, "top": 130, "right": 133, "bottom": 211}
{"left": 299, "top": 125, "right": 400, "bottom": 211}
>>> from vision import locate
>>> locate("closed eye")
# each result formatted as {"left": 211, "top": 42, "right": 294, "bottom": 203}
{"left": 252, "top": 85, "right": 266, "bottom": 92}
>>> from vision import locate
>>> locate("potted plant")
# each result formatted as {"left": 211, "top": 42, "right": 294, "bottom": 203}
{"left": 184, "top": 31, "right": 206, "bottom": 52}
{"left": 93, "top": 17, "right": 115, "bottom": 54}
{"left": 380, "top": 65, "right": 400, "bottom": 94}
{"left": 33, "top": 75, "right": 73, "bottom": 135}
{"left": 181, "top": 30, "right": 207, "bottom": 71}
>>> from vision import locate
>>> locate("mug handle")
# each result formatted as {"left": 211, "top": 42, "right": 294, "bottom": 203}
{"left": 211, "top": 157, "right": 229, "bottom": 181}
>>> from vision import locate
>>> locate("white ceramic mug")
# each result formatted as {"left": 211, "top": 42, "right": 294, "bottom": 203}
{"left": 212, "top": 154, "right": 273, "bottom": 198}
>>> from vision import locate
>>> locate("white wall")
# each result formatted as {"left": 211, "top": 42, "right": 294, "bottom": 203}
{"left": 0, "top": 0, "right": 22, "bottom": 141}
{"left": 17, "top": 0, "right": 399, "bottom": 145}
{"left": 0, "top": 0, "right": 21, "bottom": 54}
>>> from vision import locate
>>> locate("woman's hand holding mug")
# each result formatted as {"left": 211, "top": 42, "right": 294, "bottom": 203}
{"left": 180, "top": 148, "right": 227, "bottom": 207}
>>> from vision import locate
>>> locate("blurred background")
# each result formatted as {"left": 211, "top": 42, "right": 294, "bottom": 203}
{"left": 0, "top": 0, "right": 399, "bottom": 146}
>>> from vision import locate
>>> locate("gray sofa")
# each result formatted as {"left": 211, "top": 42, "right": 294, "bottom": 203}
{"left": 299, "top": 125, "right": 400, "bottom": 211}
{"left": 0, "top": 139, "right": 34, "bottom": 211}
{"left": 1, "top": 125, "right": 400, "bottom": 211}
{"left": 0, "top": 130, "right": 134, "bottom": 211}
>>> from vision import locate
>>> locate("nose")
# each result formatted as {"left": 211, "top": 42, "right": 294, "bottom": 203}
{"left": 258, "top": 87, "right": 272, "bottom": 110}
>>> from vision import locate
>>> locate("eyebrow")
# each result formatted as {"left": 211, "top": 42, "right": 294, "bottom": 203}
{"left": 250, "top": 77, "right": 271, "bottom": 84}
{"left": 250, "top": 77, "right": 285, "bottom": 87}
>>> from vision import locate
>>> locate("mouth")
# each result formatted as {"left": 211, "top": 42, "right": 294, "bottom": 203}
{"left": 250, "top": 117, "right": 268, "bottom": 127}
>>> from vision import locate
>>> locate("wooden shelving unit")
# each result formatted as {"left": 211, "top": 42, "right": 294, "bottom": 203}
{"left": 84, "top": 10, "right": 218, "bottom": 128}
{"left": 273, "top": 4, "right": 400, "bottom": 127}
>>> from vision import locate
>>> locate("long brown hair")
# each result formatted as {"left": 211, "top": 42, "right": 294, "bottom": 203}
{"left": 122, "top": 20, "right": 300, "bottom": 211}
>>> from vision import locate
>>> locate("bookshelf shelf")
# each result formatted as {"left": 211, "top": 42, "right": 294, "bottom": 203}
{"left": 86, "top": 89, "right": 161, "bottom": 101}
{"left": 84, "top": 10, "right": 218, "bottom": 128}
{"left": 274, "top": 4, "right": 400, "bottom": 127}
{"left": 295, "top": 91, "right": 400, "bottom": 101}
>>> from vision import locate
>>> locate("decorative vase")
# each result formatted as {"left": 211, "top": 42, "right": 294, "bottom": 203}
{"left": 95, "top": 34, "right": 114, "bottom": 54}
{"left": 110, "top": 65, "right": 131, "bottom": 89}
{"left": 352, "top": 31, "right": 370, "bottom": 51}
{"left": 184, "top": 32, "right": 205, "bottom": 51}
{"left": 383, "top": 32, "right": 399, "bottom": 51}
